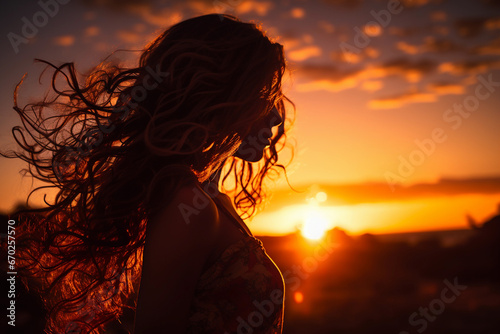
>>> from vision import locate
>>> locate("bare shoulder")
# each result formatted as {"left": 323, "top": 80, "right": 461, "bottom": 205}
{"left": 147, "top": 181, "right": 220, "bottom": 245}
{"left": 173, "top": 183, "right": 219, "bottom": 225}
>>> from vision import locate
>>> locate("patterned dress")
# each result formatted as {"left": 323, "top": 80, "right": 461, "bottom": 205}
{"left": 186, "top": 195, "right": 285, "bottom": 333}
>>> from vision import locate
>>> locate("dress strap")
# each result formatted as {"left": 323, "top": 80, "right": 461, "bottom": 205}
{"left": 213, "top": 194, "right": 254, "bottom": 237}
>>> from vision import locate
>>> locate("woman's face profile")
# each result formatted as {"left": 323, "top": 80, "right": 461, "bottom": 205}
{"left": 234, "top": 106, "right": 283, "bottom": 162}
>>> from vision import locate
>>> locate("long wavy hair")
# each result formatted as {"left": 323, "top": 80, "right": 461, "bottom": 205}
{"left": 1, "top": 13, "right": 294, "bottom": 334}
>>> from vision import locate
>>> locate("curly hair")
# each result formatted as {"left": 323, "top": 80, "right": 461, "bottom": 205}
{"left": 1, "top": 13, "right": 294, "bottom": 333}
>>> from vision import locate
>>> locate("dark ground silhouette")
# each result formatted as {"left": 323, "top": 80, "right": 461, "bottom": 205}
{"left": 263, "top": 208, "right": 500, "bottom": 334}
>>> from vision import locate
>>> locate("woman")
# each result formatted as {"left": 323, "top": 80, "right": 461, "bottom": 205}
{"left": 3, "top": 13, "right": 294, "bottom": 333}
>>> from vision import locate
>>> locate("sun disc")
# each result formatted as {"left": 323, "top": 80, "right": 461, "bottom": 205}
{"left": 301, "top": 209, "right": 329, "bottom": 240}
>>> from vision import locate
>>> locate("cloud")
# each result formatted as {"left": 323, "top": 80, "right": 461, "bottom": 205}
{"left": 438, "top": 58, "right": 500, "bottom": 75}
{"left": 397, "top": 37, "right": 465, "bottom": 54}
{"left": 485, "top": 17, "right": 500, "bottom": 29}
{"left": 277, "top": 30, "right": 317, "bottom": 50}
{"left": 368, "top": 88, "right": 437, "bottom": 109}
{"left": 84, "top": 26, "right": 100, "bottom": 37}
{"left": 454, "top": 16, "right": 500, "bottom": 38}
{"left": 133, "top": 6, "right": 184, "bottom": 27}
{"left": 368, "top": 79, "right": 470, "bottom": 110}
{"left": 397, "top": 34, "right": 500, "bottom": 58}
{"left": 185, "top": 0, "right": 214, "bottom": 14}
{"left": 279, "top": 38, "right": 301, "bottom": 52}
{"left": 53, "top": 35, "right": 75, "bottom": 46}
{"left": 295, "top": 63, "right": 359, "bottom": 91}
{"left": 288, "top": 45, "right": 322, "bottom": 61}
{"left": 330, "top": 46, "right": 379, "bottom": 64}
{"left": 83, "top": 0, "right": 187, "bottom": 27}
{"left": 368, "top": 80, "right": 469, "bottom": 110}
{"left": 296, "top": 63, "right": 358, "bottom": 81}
{"left": 116, "top": 30, "right": 144, "bottom": 44}
{"left": 296, "top": 78, "right": 359, "bottom": 92}
{"left": 295, "top": 58, "right": 438, "bottom": 92}
{"left": 427, "top": 82, "right": 466, "bottom": 95}
{"left": 363, "top": 23, "right": 382, "bottom": 37}
{"left": 160, "top": 0, "right": 275, "bottom": 17}
{"left": 365, "top": 47, "right": 380, "bottom": 59}
{"left": 280, "top": 31, "right": 322, "bottom": 63}
{"left": 234, "top": 0, "right": 273, "bottom": 16}
{"left": 396, "top": 41, "right": 419, "bottom": 55}
{"left": 81, "top": 0, "right": 274, "bottom": 26}
{"left": 290, "top": 7, "right": 305, "bottom": 19}
{"left": 380, "top": 58, "right": 437, "bottom": 82}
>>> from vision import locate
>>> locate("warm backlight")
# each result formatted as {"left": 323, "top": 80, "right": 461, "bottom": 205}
{"left": 294, "top": 291, "right": 304, "bottom": 303}
{"left": 300, "top": 192, "right": 330, "bottom": 240}
{"left": 301, "top": 209, "right": 329, "bottom": 240}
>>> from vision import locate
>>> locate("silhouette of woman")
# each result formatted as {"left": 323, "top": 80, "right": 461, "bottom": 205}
{"left": 2, "top": 13, "right": 294, "bottom": 333}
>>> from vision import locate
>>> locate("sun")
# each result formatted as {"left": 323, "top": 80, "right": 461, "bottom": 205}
{"left": 300, "top": 207, "right": 330, "bottom": 241}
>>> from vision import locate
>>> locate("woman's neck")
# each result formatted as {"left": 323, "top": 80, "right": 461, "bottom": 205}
{"left": 201, "top": 161, "right": 224, "bottom": 197}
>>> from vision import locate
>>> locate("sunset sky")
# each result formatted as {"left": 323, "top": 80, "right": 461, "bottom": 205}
{"left": 1, "top": 0, "right": 499, "bottom": 236}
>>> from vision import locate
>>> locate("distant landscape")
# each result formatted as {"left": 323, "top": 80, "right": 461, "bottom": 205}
{"left": 259, "top": 213, "right": 500, "bottom": 334}
{"left": 5, "top": 209, "right": 499, "bottom": 334}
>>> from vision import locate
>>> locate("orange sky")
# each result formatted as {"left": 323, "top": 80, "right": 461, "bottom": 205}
{"left": 1, "top": 0, "right": 499, "bottom": 235}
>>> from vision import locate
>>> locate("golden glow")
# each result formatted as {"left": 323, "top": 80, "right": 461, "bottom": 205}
{"left": 248, "top": 194, "right": 500, "bottom": 236}
{"left": 294, "top": 291, "right": 304, "bottom": 303}
{"left": 315, "top": 191, "right": 327, "bottom": 203}
{"left": 300, "top": 203, "right": 330, "bottom": 240}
